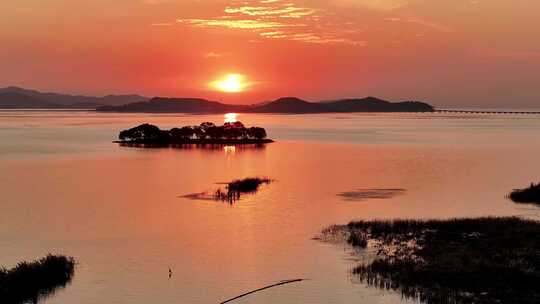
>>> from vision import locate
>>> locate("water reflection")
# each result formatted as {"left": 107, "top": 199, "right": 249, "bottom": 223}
{"left": 223, "top": 145, "right": 236, "bottom": 154}
{"left": 119, "top": 143, "right": 267, "bottom": 153}
{"left": 337, "top": 189, "right": 406, "bottom": 201}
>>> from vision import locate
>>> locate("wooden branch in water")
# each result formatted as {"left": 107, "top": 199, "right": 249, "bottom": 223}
{"left": 219, "top": 279, "right": 304, "bottom": 304}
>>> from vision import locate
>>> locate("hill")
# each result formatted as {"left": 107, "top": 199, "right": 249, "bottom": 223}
{"left": 0, "top": 92, "right": 61, "bottom": 109}
{"left": 324, "top": 97, "right": 435, "bottom": 112}
{"left": 97, "top": 97, "right": 245, "bottom": 113}
{"left": 98, "top": 96, "right": 434, "bottom": 113}
{"left": 0, "top": 86, "right": 148, "bottom": 109}
{"left": 0, "top": 86, "right": 434, "bottom": 113}
{"left": 245, "top": 97, "right": 327, "bottom": 113}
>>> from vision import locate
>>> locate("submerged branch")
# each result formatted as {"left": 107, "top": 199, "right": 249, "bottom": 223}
{"left": 219, "top": 279, "right": 304, "bottom": 304}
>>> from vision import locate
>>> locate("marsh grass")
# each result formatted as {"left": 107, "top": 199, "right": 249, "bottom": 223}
{"left": 0, "top": 255, "right": 75, "bottom": 304}
{"left": 509, "top": 183, "right": 540, "bottom": 205}
{"left": 322, "top": 217, "right": 540, "bottom": 304}
{"left": 182, "top": 177, "right": 273, "bottom": 204}
{"left": 214, "top": 178, "right": 273, "bottom": 204}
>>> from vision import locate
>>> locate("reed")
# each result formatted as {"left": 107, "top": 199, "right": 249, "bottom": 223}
{"left": 509, "top": 182, "right": 540, "bottom": 205}
{"left": 0, "top": 254, "right": 75, "bottom": 304}
{"left": 322, "top": 217, "right": 540, "bottom": 304}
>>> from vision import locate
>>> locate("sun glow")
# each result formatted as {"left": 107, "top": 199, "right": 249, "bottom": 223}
{"left": 224, "top": 113, "right": 238, "bottom": 123}
{"left": 210, "top": 74, "right": 248, "bottom": 93}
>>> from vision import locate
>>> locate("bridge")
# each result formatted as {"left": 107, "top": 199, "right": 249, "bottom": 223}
{"left": 436, "top": 109, "right": 540, "bottom": 115}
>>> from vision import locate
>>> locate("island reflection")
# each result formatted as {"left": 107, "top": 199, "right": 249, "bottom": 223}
{"left": 119, "top": 142, "right": 267, "bottom": 153}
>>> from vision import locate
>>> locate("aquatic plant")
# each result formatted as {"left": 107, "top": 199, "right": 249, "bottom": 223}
{"left": 214, "top": 178, "right": 273, "bottom": 204}
{"left": 509, "top": 182, "right": 540, "bottom": 205}
{"left": 322, "top": 217, "right": 540, "bottom": 304}
{"left": 182, "top": 177, "right": 273, "bottom": 204}
{"left": 0, "top": 254, "right": 75, "bottom": 304}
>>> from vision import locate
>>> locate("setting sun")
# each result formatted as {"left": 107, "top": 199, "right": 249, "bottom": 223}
{"left": 210, "top": 74, "right": 248, "bottom": 93}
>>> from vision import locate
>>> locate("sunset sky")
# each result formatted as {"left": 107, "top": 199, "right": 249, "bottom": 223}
{"left": 1, "top": 0, "right": 539, "bottom": 107}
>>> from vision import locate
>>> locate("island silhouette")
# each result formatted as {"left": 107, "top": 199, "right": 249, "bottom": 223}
{"left": 0, "top": 86, "right": 146, "bottom": 109}
{"left": 117, "top": 121, "right": 272, "bottom": 146}
{"left": 509, "top": 182, "right": 540, "bottom": 205}
{"left": 0, "top": 86, "right": 434, "bottom": 113}
{"left": 99, "top": 96, "right": 434, "bottom": 114}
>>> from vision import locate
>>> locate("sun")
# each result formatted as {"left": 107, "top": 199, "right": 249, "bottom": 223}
{"left": 210, "top": 74, "right": 248, "bottom": 93}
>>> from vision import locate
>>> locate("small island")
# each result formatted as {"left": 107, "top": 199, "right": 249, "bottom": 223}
{"left": 509, "top": 182, "right": 540, "bottom": 205}
{"left": 116, "top": 121, "right": 273, "bottom": 145}
{"left": 1, "top": 254, "right": 75, "bottom": 303}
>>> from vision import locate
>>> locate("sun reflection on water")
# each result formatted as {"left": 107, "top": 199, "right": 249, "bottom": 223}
{"left": 224, "top": 113, "right": 238, "bottom": 123}
{"left": 223, "top": 145, "right": 236, "bottom": 154}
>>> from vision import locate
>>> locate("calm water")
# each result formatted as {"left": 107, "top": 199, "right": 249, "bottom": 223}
{"left": 1, "top": 110, "right": 540, "bottom": 304}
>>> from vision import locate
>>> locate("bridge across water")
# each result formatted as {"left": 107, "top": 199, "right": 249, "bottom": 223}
{"left": 436, "top": 109, "right": 540, "bottom": 115}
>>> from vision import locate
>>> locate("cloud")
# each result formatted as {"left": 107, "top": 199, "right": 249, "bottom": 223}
{"left": 177, "top": 18, "right": 299, "bottom": 29}
{"left": 204, "top": 52, "right": 224, "bottom": 59}
{"left": 224, "top": 5, "right": 316, "bottom": 18}
{"left": 150, "top": 22, "right": 174, "bottom": 26}
{"left": 141, "top": 0, "right": 172, "bottom": 4}
{"left": 332, "top": 0, "right": 408, "bottom": 11}
{"left": 385, "top": 17, "right": 453, "bottom": 33}
{"left": 173, "top": 0, "right": 367, "bottom": 46}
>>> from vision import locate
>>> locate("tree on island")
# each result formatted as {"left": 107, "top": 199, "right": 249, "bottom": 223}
{"left": 248, "top": 127, "right": 267, "bottom": 140}
{"left": 119, "top": 123, "right": 168, "bottom": 142}
{"left": 170, "top": 126, "right": 195, "bottom": 140}
{"left": 118, "top": 121, "right": 269, "bottom": 143}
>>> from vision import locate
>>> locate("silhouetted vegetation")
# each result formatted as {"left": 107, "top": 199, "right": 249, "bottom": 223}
{"left": 0, "top": 255, "right": 75, "bottom": 304}
{"left": 337, "top": 188, "right": 405, "bottom": 202}
{"left": 214, "top": 178, "right": 273, "bottom": 203}
{"left": 117, "top": 122, "right": 272, "bottom": 145}
{"left": 321, "top": 217, "right": 540, "bottom": 304}
{"left": 181, "top": 177, "right": 273, "bottom": 204}
{"left": 509, "top": 182, "right": 540, "bottom": 205}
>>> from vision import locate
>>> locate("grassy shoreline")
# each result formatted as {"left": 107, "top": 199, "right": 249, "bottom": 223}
{"left": 1, "top": 255, "right": 75, "bottom": 304}
{"left": 321, "top": 217, "right": 540, "bottom": 304}
{"left": 509, "top": 182, "right": 540, "bottom": 205}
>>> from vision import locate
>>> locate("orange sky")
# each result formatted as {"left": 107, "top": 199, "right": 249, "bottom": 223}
{"left": 1, "top": 0, "right": 539, "bottom": 107}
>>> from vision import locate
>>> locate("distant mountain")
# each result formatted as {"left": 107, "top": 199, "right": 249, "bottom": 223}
{"left": 0, "top": 86, "right": 434, "bottom": 113}
{"left": 245, "top": 97, "right": 327, "bottom": 113}
{"left": 0, "top": 92, "right": 61, "bottom": 109}
{"left": 98, "top": 96, "right": 434, "bottom": 113}
{"left": 323, "top": 97, "right": 435, "bottom": 112}
{"left": 0, "top": 86, "right": 148, "bottom": 109}
{"left": 97, "top": 97, "right": 245, "bottom": 113}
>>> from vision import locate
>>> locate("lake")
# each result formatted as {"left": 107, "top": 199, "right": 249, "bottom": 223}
{"left": 1, "top": 110, "right": 539, "bottom": 304}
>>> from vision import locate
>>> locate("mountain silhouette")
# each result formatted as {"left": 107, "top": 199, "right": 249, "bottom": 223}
{"left": 324, "top": 97, "right": 434, "bottom": 112}
{"left": 244, "top": 97, "right": 328, "bottom": 113}
{"left": 0, "top": 86, "right": 148, "bottom": 108}
{"left": 0, "top": 92, "right": 62, "bottom": 108}
{"left": 0, "top": 86, "right": 434, "bottom": 113}
{"left": 98, "top": 96, "right": 434, "bottom": 113}
{"left": 97, "top": 97, "right": 244, "bottom": 113}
